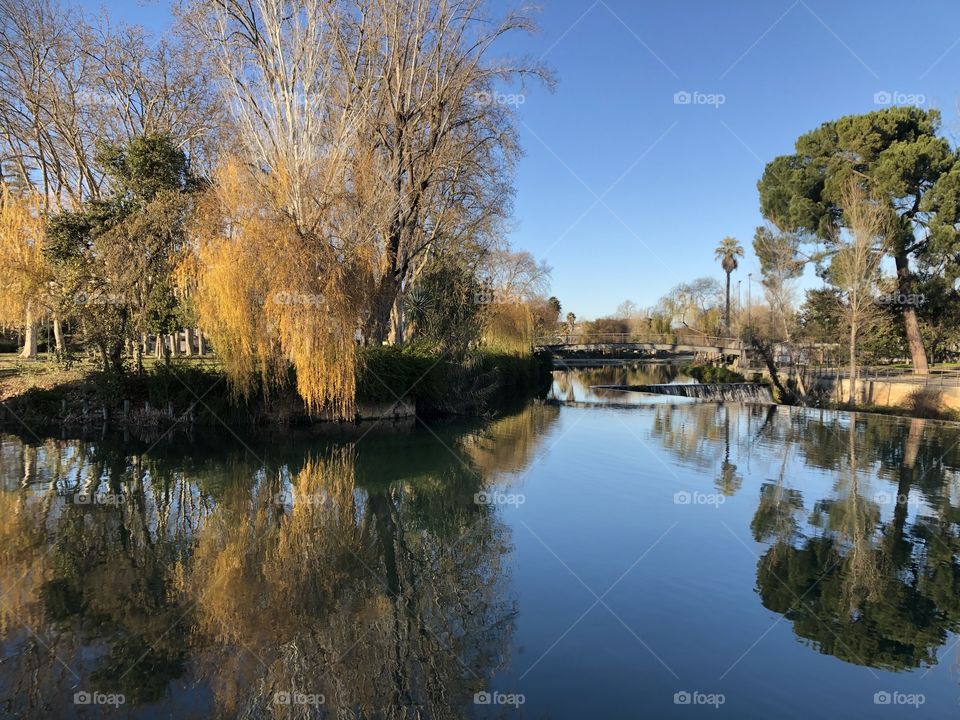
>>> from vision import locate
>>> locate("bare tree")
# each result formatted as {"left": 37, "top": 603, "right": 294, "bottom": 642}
{"left": 834, "top": 180, "right": 887, "bottom": 404}
{"left": 341, "top": 0, "right": 552, "bottom": 343}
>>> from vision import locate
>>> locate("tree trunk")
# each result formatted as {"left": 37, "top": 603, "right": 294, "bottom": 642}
{"left": 136, "top": 334, "right": 144, "bottom": 374}
{"left": 895, "top": 253, "right": 928, "bottom": 375}
{"left": 724, "top": 271, "right": 731, "bottom": 332}
{"left": 52, "top": 314, "right": 64, "bottom": 356}
{"left": 388, "top": 291, "right": 406, "bottom": 345}
{"left": 752, "top": 335, "right": 794, "bottom": 403}
{"left": 20, "top": 302, "right": 37, "bottom": 358}
{"left": 184, "top": 328, "right": 194, "bottom": 356}
{"left": 848, "top": 318, "right": 857, "bottom": 405}
{"left": 367, "top": 271, "right": 400, "bottom": 345}
{"left": 154, "top": 335, "right": 163, "bottom": 358}
{"left": 197, "top": 330, "right": 206, "bottom": 355}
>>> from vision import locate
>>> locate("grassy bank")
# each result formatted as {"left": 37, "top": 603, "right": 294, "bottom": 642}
{"left": 0, "top": 348, "right": 552, "bottom": 431}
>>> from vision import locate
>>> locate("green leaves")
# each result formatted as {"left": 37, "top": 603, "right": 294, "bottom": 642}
{"left": 760, "top": 107, "right": 957, "bottom": 244}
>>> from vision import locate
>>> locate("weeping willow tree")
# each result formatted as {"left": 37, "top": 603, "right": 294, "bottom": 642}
{"left": 182, "top": 0, "right": 379, "bottom": 417}
{"left": 190, "top": 158, "right": 372, "bottom": 417}
{"left": 0, "top": 186, "right": 53, "bottom": 357}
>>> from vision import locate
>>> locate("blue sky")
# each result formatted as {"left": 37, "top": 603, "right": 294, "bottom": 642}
{"left": 97, "top": 0, "right": 960, "bottom": 318}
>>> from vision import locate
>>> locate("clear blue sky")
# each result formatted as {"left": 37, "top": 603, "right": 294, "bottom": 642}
{"left": 97, "top": 0, "right": 960, "bottom": 319}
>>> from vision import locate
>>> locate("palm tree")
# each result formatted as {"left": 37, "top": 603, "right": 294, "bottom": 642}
{"left": 715, "top": 237, "right": 744, "bottom": 332}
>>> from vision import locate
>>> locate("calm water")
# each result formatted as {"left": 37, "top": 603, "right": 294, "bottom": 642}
{"left": 2, "top": 367, "right": 960, "bottom": 718}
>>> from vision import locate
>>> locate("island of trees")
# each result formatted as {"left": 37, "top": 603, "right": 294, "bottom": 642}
{"left": 0, "top": 0, "right": 562, "bottom": 424}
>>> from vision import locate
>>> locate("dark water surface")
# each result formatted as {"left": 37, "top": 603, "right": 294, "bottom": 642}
{"left": 3, "top": 368, "right": 960, "bottom": 718}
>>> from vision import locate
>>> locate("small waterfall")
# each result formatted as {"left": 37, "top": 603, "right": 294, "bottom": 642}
{"left": 638, "top": 383, "right": 773, "bottom": 403}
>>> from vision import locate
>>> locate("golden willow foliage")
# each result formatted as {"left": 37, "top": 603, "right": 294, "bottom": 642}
{"left": 173, "top": 449, "right": 383, "bottom": 715}
{"left": 482, "top": 301, "right": 536, "bottom": 355}
{"left": 0, "top": 186, "right": 51, "bottom": 329}
{"left": 188, "top": 160, "right": 372, "bottom": 417}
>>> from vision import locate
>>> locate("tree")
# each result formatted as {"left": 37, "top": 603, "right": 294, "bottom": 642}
{"left": 185, "top": 0, "right": 550, "bottom": 346}
{"left": 0, "top": 186, "right": 52, "bottom": 357}
{"left": 0, "top": 0, "right": 220, "bottom": 208}
{"left": 753, "top": 226, "right": 805, "bottom": 337}
{"left": 832, "top": 181, "right": 886, "bottom": 404}
{"left": 657, "top": 277, "right": 724, "bottom": 334}
{"left": 759, "top": 107, "right": 960, "bottom": 375}
{"left": 405, "top": 262, "right": 485, "bottom": 353}
{"left": 714, "top": 236, "right": 743, "bottom": 332}
{"left": 45, "top": 134, "right": 196, "bottom": 372}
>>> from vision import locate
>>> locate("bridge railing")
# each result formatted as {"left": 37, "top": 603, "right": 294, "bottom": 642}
{"left": 535, "top": 332, "right": 744, "bottom": 348}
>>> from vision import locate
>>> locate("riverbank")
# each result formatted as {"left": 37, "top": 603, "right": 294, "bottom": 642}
{"left": 0, "top": 348, "right": 553, "bottom": 432}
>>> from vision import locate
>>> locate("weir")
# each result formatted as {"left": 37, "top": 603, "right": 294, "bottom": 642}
{"left": 594, "top": 383, "right": 774, "bottom": 404}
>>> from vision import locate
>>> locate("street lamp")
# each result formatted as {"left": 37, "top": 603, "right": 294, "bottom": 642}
{"left": 747, "top": 273, "right": 752, "bottom": 329}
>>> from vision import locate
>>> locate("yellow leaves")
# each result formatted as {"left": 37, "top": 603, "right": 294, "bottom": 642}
{"left": 186, "top": 158, "right": 368, "bottom": 417}
{"left": 483, "top": 302, "right": 535, "bottom": 355}
{"left": 0, "top": 186, "right": 51, "bottom": 327}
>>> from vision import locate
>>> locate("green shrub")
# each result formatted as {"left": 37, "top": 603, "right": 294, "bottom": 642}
{"left": 682, "top": 363, "right": 746, "bottom": 384}
{"left": 355, "top": 345, "right": 448, "bottom": 403}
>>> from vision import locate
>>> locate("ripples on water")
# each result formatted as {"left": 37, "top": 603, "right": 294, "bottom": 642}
{"left": 2, "top": 367, "right": 960, "bottom": 718}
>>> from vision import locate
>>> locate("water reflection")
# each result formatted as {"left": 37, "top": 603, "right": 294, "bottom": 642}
{"left": 749, "top": 411, "right": 960, "bottom": 672}
{"left": 5, "top": 386, "right": 960, "bottom": 716}
{"left": 549, "top": 362, "right": 691, "bottom": 404}
{"left": 0, "top": 406, "right": 558, "bottom": 718}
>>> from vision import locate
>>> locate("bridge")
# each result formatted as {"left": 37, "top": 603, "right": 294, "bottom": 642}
{"left": 534, "top": 332, "right": 746, "bottom": 357}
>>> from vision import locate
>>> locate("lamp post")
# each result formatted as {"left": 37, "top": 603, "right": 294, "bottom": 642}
{"left": 747, "top": 273, "right": 752, "bottom": 330}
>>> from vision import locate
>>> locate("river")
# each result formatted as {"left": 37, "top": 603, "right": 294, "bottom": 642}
{"left": 1, "top": 365, "right": 958, "bottom": 718}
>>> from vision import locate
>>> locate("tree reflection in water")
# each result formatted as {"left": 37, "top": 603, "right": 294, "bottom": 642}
{"left": 0, "top": 405, "right": 558, "bottom": 718}
{"left": 749, "top": 411, "right": 960, "bottom": 671}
